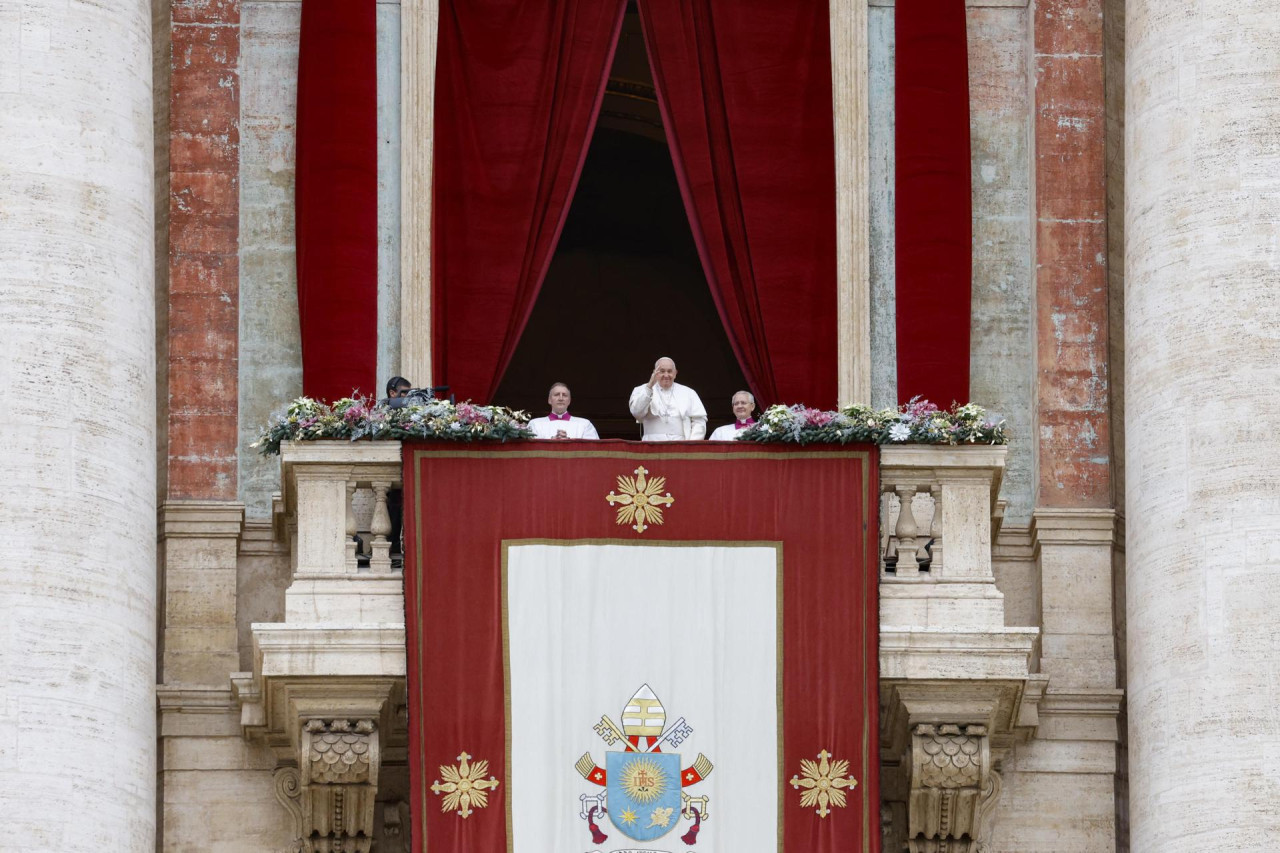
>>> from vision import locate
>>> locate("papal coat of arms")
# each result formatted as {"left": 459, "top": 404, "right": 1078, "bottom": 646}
{"left": 574, "top": 684, "right": 713, "bottom": 848}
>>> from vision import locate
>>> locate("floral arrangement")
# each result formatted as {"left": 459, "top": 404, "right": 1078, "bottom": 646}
{"left": 252, "top": 396, "right": 534, "bottom": 455}
{"left": 253, "top": 395, "right": 1005, "bottom": 455}
{"left": 737, "top": 397, "right": 1007, "bottom": 446}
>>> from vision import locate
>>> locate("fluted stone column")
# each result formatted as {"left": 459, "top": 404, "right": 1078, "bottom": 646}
{"left": 0, "top": 1, "right": 156, "bottom": 848}
{"left": 1127, "top": 3, "right": 1280, "bottom": 849}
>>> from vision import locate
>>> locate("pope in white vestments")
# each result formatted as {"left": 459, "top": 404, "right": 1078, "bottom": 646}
{"left": 528, "top": 382, "right": 599, "bottom": 440}
{"left": 708, "top": 390, "right": 757, "bottom": 440}
{"left": 628, "top": 357, "right": 707, "bottom": 441}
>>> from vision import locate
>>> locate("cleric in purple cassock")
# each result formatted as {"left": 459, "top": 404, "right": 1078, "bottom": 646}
{"left": 707, "top": 390, "right": 757, "bottom": 441}
{"left": 527, "top": 382, "right": 600, "bottom": 440}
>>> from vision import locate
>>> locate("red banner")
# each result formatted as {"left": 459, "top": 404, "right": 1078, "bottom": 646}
{"left": 403, "top": 441, "right": 880, "bottom": 852}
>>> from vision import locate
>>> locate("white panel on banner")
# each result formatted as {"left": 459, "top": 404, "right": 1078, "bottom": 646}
{"left": 505, "top": 542, "right": 780, "bottom": 853}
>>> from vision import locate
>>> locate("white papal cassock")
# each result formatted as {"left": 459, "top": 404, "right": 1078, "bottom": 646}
{"left": 629, "top": 382, "right": 708, "bottom": 440}
{"left": 527, "top": 413, "right": 600, "bottom": 440}
{"left": 707, "top": 419, "right": 755, "bottom": 441}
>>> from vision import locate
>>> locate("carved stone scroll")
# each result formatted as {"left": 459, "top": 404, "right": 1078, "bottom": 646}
{"left": 908, "top": 724, "right": 992, "bottom": 853}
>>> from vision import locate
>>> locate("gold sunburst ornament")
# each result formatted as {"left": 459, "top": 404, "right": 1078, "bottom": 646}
{"left": 619, "top": 755, "right": 668, "bottom": 803}
{"left": 606, "top": 466, "right": 674, "bottom": 533}
{"left": 431, "top": 751, "right": 500, "bottom": 818}
{"left": 790, "top": 749, "right": 857, "bottom": 818}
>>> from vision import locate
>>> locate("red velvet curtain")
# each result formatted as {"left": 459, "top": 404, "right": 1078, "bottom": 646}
{"left": 895, "top": 3, "right": 972, "bottom": 407}
{"left": 637, "top": 0, "right": 838, "bottom": 409}
{"left": 432, "top": 0, "right": 627, "bottom": 401}
{"left": 296, "top": 0, "right": 378, "bottom": 402}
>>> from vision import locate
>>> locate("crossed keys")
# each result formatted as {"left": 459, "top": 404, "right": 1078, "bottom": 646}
{"left": 594, "top": 714, "right": 693, "bottom": 753}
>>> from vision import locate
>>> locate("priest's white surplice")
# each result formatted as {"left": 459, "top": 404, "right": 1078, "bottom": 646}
{"left": 629, "top": 381, "right": 707, "bottom": 440}
{"left": 527, "top": 415, "right": 599, "bottom": 440}
{"left": 707, "top": 422, "right": 750, "bottom": 441}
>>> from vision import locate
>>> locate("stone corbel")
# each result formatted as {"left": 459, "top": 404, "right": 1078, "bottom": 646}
{"left": 272, "top": 718, "right": 382, "bottom": 853}
{"left": 254, "top": 691, "right": 393, "bottom": 853}
{"left": 880, "top": 677, "right": 1041, "bottom": 853}
{"left": 232, "top": 625, "right": 406, "bottom": 853}
{"left": 908, "top": 723, "right": 999, "bottom": 853}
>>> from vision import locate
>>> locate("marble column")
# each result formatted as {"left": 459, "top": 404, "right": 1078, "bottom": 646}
{"left": 0, "top": 0, "right": 156, "bottom": 848}
{"left": 1126, "top": 2, "right": 1280, "bottom": 849}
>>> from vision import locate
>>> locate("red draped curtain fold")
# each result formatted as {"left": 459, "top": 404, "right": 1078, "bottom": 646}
{"left": 636, "top": 0, "right": 838, "bottom": 409}
{"left": 296, "top": 0, "right": 378, "bottom": 402}
{"left": 432, "top": 0, "right": 627, "bottom": 402}
{"left": 894, "top": 4, "right": 972, "bottom": 406}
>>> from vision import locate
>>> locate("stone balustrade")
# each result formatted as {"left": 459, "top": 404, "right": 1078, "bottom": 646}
{"left": 880, "top": 446, "right": 1022, "bottom": 635}
{"left": 279, "top": 440, "right": 406, "bottom": 623}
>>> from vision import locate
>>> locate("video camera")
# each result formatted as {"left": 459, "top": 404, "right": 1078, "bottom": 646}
{"left": 385, "top": 386, "right": 453, "bottom": 408}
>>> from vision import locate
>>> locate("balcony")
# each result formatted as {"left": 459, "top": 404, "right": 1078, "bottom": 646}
{"left": 877, "top": 445, "right": 1042, "bottom": 853}
{"left": 234, "top": 439, "right": 1040, "bottom": 852}
{"left": 232, "top": 441, "right": 407, "bottom": 853}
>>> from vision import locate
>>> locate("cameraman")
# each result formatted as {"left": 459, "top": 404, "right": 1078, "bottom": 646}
{"left": 381, "top": 376, "right": 412, "bottom": 562}
{"left": 383, "top": 375, "right": 413, "bottom": 406}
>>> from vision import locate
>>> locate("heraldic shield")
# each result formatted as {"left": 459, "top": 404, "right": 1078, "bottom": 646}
{"left": 606, "top": 751, "right": 683, "bottom": 842}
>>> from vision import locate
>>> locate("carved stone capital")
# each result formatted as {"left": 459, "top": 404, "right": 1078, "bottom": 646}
{"left": 907, "top": 724, "right": 999, "bottom": 853}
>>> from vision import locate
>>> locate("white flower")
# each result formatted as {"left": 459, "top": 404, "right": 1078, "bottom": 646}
{"left": 889, "top": 423, "right": 911, "bottom": 442}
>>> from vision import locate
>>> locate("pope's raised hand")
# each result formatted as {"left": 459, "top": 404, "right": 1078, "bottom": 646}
{"left": 648, "top": 368, "right": 660, "bottom": 387}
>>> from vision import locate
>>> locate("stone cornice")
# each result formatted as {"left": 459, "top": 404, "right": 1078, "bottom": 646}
{"left": 1030, "top": 507, "right": 1118, "bottom": 550}
{"left": 1039, "top": 687, "right": 1125, "bottom": 719}
{"left": 156, "top": 684, "right": 235, "bottom": 712}
{"left": 158, "top": 500, "right": 245, "bottom": 539}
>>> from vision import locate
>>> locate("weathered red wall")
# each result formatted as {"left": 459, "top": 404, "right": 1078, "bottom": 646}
{"left": 1034, "top": 0, "right": 1111, "bottom": 507}
{"left": 167, "top": 0, "right": 240, "bottom": 500}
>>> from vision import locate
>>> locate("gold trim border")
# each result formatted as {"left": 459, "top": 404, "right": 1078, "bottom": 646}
{"left": 409, "top": 445, "right": 877, "bottom": 852}
{"left": 408, "top": 446, "right": 868, "bottom": 462}
{"left": 500, "top": 539, "right": 784, "bottom": 853}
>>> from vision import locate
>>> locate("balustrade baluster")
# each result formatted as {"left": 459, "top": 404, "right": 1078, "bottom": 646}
{"left": 929, "top": 483, "right": 943, "bottom": 572}
{"left": 894, "top": 485, "right": 921, "bottom": 577}
{"left": 882, "top": 490, "right": 898, "bottom": 573}
{"left": 370, "top": 481, "right": 393, "bottom": 573}
{"left": 345, "top": 482, "right": 358, "bottom": 573}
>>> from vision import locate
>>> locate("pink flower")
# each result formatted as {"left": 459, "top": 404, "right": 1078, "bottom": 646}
{"left": 455, "top": 403, "right": 491, "bottom": 425}
{"left": 903, "top": 396, "right": 939, "bottom": 420}
{"left": 804, "top": 408, "right": 835, "bottom": 427}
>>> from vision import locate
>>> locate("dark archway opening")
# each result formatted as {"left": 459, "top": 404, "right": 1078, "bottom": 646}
{"left": 494, "top": 6, "right": 747, "bottom": 438}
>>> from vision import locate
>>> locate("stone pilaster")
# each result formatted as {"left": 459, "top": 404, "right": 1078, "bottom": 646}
{"left": 0, "top": 0, "right": 157, "bottom": 847}
{"left": 160, "top": 501, "right": 245, "bottom": 684}
{"left": 830, "top": 0, "right": 871, "bottom": 405}
{"left": 997, "top": 509, "right": 1122, "bottom": 852}
{"left": 1126, "top": 2, "right": 1280, "bottom": 848}
{"left": 1033, "top": 0, "right": 1111, "bottom": 508}
{"left": 1032, "top": 509, "right": 1119, "bottom": 689}
{"left": 168, "top": 0, "right": 241, "bottom": 500}
{"left": 399, "top": 0, "right": 440, "bottom": 384}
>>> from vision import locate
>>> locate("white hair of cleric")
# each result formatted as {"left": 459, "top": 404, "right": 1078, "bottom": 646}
{"left": 732, "top": 390, "right": 755, "bottom": 405}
